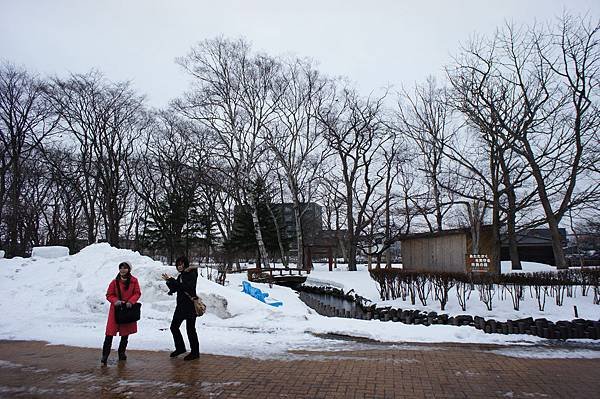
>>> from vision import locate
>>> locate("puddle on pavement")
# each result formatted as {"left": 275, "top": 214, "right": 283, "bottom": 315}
{"left": 302, "top": 331, "right": 600, "bottom": 361}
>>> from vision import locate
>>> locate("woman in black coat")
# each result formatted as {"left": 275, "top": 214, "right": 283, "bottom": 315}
{"left": 161, "top": 256, "right": 200, "bottom": 360}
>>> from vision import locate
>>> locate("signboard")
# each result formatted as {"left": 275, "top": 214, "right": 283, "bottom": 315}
{"left": 466, "top": 254, "right": 490, "bottom": 273}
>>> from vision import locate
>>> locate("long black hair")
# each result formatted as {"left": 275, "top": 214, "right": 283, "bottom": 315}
{"left": 116, "top": 261, "right": 132, "bottom": 289}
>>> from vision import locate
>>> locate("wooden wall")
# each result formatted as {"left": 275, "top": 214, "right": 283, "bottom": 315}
{"left": 401, "top": 233, "right": 467, "bottom": 272}
{"left": 467, "top": 227, "right": 499, "bottom": 273}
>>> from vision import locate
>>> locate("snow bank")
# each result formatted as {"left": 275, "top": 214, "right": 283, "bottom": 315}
{"left": 501, "top": 261, "right": 557, "bottom": 274}
{"left": 308, "top": 262, "right": 600, "bottom": 323}
{"left": 31, "top": 246, "right": 70, "bottom": 259}
{"left": 0, "top": 244, "right": 316, "bottom": 357}
{"left": 1, "top": 245, "right": 596, "bottom": 359}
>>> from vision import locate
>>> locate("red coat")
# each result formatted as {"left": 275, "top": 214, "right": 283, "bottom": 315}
{"left": 105, "top": 276, "right": 141, "bottom": 336}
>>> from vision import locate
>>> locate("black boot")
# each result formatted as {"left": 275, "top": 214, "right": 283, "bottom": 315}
{"left": 170, "top": 349, "right": 186, "bottom": 358}
{"left": 184, "top": 318, "right": 199, "bottom": 361}
{"left": 183, "top": 352, "right": 199, "bottom": 361}
{"left": 118, "top": 336, "right": 128, "bottom": 361}
{"left": 101, "top": 335, "right": 113, "bottom": 365}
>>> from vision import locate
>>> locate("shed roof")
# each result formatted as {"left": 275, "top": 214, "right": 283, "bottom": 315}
{"left": 399, "top": 227, "right": 472, "bottom": 241}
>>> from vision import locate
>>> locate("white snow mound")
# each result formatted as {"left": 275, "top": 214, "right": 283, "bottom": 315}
{"left": 31, "top": 246, "right": 70, "bottom": 258}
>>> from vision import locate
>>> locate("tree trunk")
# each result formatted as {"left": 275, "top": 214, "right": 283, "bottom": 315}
{"left": 346, "top": 184, "right": 357, "bottom": 271}
{"left": 334, "top": 207, "right": 347, "bottom": 263}
{"left": 7, "top": 159, "right": 22, "bottom": 258}
{"left": 506, "top": 189, "right": 522, "bottom": 270}
{"left": 85, "top": 212, "right": 97, "bottom": 245}
{"left": 489, "top": 153, "right": 501, "bottom": 275}
{"left": 266, "top": 203, "right": 287, "bottom": 267}
{"left": 338, "top": 237, "right": 347, "bottom": 263}
{"left": 293, "top": 203, "right": 304, "bottom": 270}
{"left": 526, "top": 152, "right": 568, "bottom": 269}
{"left": 107, "top": 212, "right": 120, "bottom": 247}
{"left": 547, "top": 219, "right": 567, "bottom": 269}
{"left": 168, "top": 239, "right": 175, "bottom": 265}
{"left": 385, "top": 182, "right": 392, "bottom": 268}
{"left": 506, "top": 215, "right": 521, "bottom": 270}
{"left": 491, "top": 199, "right": 501, "bottom": 275}
{"left": 347, "top": 240, "right": 357, "bottom": 271}
{"left": 250, "top": 198, "right": 269, "bottom": 269}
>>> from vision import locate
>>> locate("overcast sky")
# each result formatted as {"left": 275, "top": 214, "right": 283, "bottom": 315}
{"left": 2, "top": 0, "right": 599, "bottom": 108}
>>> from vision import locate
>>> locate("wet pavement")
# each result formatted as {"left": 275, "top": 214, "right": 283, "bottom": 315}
{"left": 0, "top": 340, "right": 599, "bottom": 398}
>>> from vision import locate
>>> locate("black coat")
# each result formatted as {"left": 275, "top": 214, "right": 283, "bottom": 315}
{"left": 166, "top": 269, "right": 198, "bottom": 319}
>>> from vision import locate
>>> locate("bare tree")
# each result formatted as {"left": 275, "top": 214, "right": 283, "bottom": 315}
{"left": 129, "top": 111, "right": 205, "bottom": 263}
{"left": 448, "top": 15, "right": 600, "bottom": 269}
{"left": 396, "top": 77, "right": 455, "bottom": 232}
{"left": 264, "top": 58, "right": 331, "bottom": 268}
{"left": 362, "top": 130, "right": 412, "bottom": 268}
{"left": 40, "top": 148, "right": 85, "bottom": 253}
{"left": 446, "top": 33, "right": 538, "bottom": 272}
{"left": 175, "top": 37, "right": 284, "bottom": 268}
{"left": 380, "top": 132, "right": 406, "bottom": 267}
{"left": 318, "top": 88, "right": 390, "bottom": 271}
{"left": 315, "top": 170, "right": 348, "bottom": 264}
{"left": 394, "top": 155, "right": 420, "bottom": 237}
{"left": 0, "top": 62, "right": 56, "bottom": 256}
{"left": 527, "top": 15, "right": 600, "bottom": 268}
{"left": 46, "top": 71, "right": 146, "bottom": 246}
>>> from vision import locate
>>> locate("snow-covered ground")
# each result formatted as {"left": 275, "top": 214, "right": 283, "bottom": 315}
{"left": 307, "top": 262, "right": 599, "bottom": 323}
{"left": 0, "top": 244, "right": 598, "bottom": 360}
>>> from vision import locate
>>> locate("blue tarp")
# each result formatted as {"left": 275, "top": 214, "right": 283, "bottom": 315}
{"left": 242, "top": 281, "right": 283, "bottom": 307}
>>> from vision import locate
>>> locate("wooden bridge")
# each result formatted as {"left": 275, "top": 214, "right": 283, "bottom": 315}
{"left": 246, "top": 267, "right": 310, "bottom": 287}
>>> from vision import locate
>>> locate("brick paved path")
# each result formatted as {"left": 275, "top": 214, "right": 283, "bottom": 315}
{"left": 0, "top": 340, "right": 598, "bottom": 398}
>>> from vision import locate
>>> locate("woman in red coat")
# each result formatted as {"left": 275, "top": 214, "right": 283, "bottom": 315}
{"left": 101, "top": 261, "right": 141, "bottom": 365}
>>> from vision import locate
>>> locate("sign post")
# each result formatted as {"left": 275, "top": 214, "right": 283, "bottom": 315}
{"left": 466, "top": 254, "right": 491, "bottom": 273}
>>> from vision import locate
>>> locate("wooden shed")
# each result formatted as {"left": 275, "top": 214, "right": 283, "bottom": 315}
{"left": 400, "top": 227, "right": 497, "bottom": 273}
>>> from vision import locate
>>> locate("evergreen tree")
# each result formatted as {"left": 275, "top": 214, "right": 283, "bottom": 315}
{"left": 224, "top": 178, "right": 289, "bottom": 264}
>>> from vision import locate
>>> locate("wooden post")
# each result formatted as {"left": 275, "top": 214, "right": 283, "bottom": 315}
{"left": 328, "top": 246, "right": 333, "bottom": 271}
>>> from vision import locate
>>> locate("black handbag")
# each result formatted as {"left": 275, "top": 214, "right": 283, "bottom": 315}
{"left": 114, "top": 278, "right": 141, "bottom": 324}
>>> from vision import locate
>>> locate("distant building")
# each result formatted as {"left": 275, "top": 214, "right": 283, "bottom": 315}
{"left": 274, "top": 202, "right": 323, "bottom": 248}
{"left": 400, "top": 228, "right": 497, "bottom": 273}
{"left": 229, "top": 202, "right": 323, "bottom": 255}
{"left": 400, "top": 227, "right": 568, "bottom": 273}
{"left": 500, "top": 228, "right": 567, "bottom": 266}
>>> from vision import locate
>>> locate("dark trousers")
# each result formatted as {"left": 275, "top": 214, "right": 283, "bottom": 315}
{"left": 170, "top": 315, "right": 199, "bottom": 354}
{"left": 102, "top": 335, "right": 128, "bottom": 359}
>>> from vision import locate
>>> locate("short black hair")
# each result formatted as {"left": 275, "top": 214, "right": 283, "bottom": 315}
{"left": 175, "top": 256, "right": 189, "bottom": 269}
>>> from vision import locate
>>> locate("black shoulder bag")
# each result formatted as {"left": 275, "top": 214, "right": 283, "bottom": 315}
{"left": 114, "top": 278, "right": 142, "bottom": 324}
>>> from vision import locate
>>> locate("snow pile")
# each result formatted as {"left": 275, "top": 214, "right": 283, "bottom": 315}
{"left": 31, "top": 246, "right": 70, "bottom": 259}
{"left": 1, "top": 244, "right": 597, "bottom": 359}
{"left": 501, "top": 261, "right": 557, "bottom": 274}
{"left": 0, "top": 250, "right": 4, "bottom": 258}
